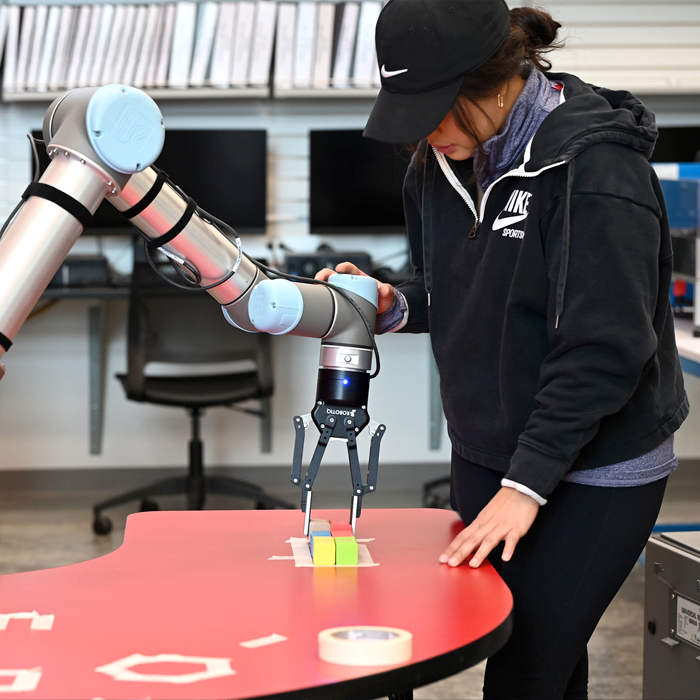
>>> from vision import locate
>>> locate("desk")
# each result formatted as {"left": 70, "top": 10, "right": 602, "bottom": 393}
{"left": 675, "top": 318, "right": 700, "bottom": 378}
{"left": 41, "top": 285, "right": 129, "bottom": 454}
{"left": 0, "top": 508, "right": 512, "bottom": 700}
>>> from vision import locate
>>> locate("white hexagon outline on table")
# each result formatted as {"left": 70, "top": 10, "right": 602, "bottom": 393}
{"left": 95, "top": 653, "right": 236, "bottom": 684}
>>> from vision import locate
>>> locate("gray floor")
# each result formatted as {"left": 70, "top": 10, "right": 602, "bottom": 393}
{"left": 0, "top": 461, "right": 698, "bottom": 700}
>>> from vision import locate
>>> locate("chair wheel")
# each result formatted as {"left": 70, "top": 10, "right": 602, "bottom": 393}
{"left": 424, "top": 493, "right": 450, "bottom": 509}
{"left": 140, "top": 498, "right": 159, "bottom": 512}
{"left": 93, "top": 514, "right": 113, "bottom": 535}
{"left": 255, "top": 501, "right": 270, "bottom": 510}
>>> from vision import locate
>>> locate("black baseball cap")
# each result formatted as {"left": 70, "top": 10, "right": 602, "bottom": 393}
{"left": 364, "top": 0, "right": 511, "bottom": 143}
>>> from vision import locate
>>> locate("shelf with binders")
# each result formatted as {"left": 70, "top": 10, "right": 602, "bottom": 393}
{"left": 0, "top": 0, "right": 387, "bottom": 104}
{"left": 273, "top": 86, "right": 378, "bottom": 99}
{"left": 0, "top": 0, "right": 386, "bottom": 103}
{"left": 2, "top": 86, "right": 270, "bottom": 102}
{"left": 0, "top": 1, "right": 278, "bottom": 103}
{"left": 3, "top": 84, "right": 380, "bottom": 103}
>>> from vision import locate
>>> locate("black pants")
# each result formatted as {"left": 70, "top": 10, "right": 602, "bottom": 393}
{"left": 449, "top": 452, "right": 668, "bottom": 700}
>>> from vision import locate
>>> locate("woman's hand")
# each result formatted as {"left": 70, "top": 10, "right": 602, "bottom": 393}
{"left": 315, "top": 262, "right": 395, "bottom": 316}
{"left": 440, "top": 487, "right": 540, "bottom": 568}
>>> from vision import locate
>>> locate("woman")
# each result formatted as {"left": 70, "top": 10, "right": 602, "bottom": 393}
{"left": 317, "top": 1, "right": 688, "bottom": 698}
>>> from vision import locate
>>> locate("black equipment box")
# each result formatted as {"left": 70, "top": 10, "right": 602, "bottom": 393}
{"left": 47, "top": 255, "right": 111, "bottom": 288}
{"left": 283, "top": 252, "right": 373, "bottom": 280}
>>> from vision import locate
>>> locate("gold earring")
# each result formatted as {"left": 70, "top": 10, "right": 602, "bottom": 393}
{"left": 497, "top": 93, "right": 504, "bottom": 108}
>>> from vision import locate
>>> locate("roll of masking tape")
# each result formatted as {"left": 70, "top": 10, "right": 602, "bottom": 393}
{"left": 318, "top": 626, "right": 413, "bottom": 666}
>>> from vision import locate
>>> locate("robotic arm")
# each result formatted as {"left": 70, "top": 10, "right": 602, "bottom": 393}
{"left": 0, "top": 85, "right": 385, "bottom": 535}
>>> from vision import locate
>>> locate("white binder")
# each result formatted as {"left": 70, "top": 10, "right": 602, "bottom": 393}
{"left": 36, "top": 5, "right": 60, "bottom": 92}
{"left": 189, "top": 1, "right": 219, "bottom": 87}
{"left": 26, "top": 3, "right": 49, "bottom": 90}
{"left": 121, "top": 5, "right": 149, "bottom": 86}
{"left": 331, "top": 2, "right": 359, "bottom": 89}
{"left": 145, "top": 4, "right": 168, "bottom": 88}
{"left": 49, "top": 5, "right": 76, "bottom": 90}
{"left": 230, "top": 1, "right": 255, "bottom": 87}
{"left": 133, "top": 4, "right": 163, "bottom": 89}
{"left": 15, "top": 5, "right": 36, "bottom": 91}
{"left": 312, "top": 2, "right": 335, "bottom": 89}
{"left": 87, "top": 4, "right": 114, "bottom": 87}
{"left": 168, "top": 1, "right": 198, "bottom": 88}
{"left": 248, "top": 0, "right": 277, "bottom": 87}
{"left": 100, "top": 4, "right": 127, "bottom": 86}
{"left": 154, "top": 3, "right": 176, "bottom": 88}
{"left": 209, "top": 1, "right": 236, "bottom": 88}
{"left": 3, "top": 5, "right": 22, "bottom": 93}
{"left": 0, "top": 6, "right": 9, "bottom": 88}
{"left": 273, "top": 3, "right": 296, "bottom": 91}
{"left": 65, "top": 4, "right": 92, "bottom": 89}
{"left": 77, "top": 5, "right": 102, "bottom": 88}
{"left": 292, "top": 1, "right": 317, "bottom": 89}
{"left": 112, "top": 5, "right": 137, "bottom": 84}
{"left": 352, "top": 1, "right": 381, "bottom": 88}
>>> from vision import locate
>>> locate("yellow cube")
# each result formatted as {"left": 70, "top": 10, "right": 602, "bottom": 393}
{"left": 312, "top": 536, "right": 336, "bottom": 566}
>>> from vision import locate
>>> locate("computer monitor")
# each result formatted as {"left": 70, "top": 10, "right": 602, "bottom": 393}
{"left": 671, "top": 235, "right": 696, "bottom": 280}
{"left": 652, "top": 128, "right": 700, "bottom": 284}
{"left": 30, "top": 129, "right": 268, "bottom": 235}
{"left": 652, "top": 126, "right": 700, "bottom": 163}
{"left": 309, "top": 129, "right": 409, "bottom": 234}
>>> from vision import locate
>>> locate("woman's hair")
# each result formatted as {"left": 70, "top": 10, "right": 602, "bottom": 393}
{"left": 450, "top": 7, "right": 563, "bottom": 155}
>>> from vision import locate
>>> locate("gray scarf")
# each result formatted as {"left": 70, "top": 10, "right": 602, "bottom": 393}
{"left": 474, "top": 65, "right": 562, "bottom": 189}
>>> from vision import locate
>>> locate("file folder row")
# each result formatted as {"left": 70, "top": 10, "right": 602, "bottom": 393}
{"left": 0, "top": 1, "right": 383, "bottom": 96}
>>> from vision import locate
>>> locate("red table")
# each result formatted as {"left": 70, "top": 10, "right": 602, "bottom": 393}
{"left": 0, "top": 508, "right": 512, "bottom": 699}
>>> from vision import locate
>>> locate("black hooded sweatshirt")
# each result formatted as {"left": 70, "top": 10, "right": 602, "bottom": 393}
{"left": 396, "top": 72, "right": 689, "bottom": 499}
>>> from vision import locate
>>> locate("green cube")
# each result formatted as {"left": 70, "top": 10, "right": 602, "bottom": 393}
{"left": 334, "top": 536, "right": 359, "bottom": 566}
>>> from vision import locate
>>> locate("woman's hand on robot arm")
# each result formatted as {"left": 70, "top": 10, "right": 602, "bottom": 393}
{"left": 439, "top": 487, "right": 540, "bottom": 568}
{"left": 314, "top": 262, "right": 396, "bottom": 315}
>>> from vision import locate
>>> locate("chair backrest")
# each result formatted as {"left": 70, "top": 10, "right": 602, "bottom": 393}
{"left": 123, "top": 251, "right": 273, "bottom": 400}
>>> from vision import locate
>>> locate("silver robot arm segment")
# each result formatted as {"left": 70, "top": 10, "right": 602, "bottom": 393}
{"left": 0, "top": 84, "right": 165, "bottom": 379}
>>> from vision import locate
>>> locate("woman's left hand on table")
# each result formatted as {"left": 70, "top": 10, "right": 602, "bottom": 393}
{"left": 439, "top": 487, "right": 540, "bottom": 568}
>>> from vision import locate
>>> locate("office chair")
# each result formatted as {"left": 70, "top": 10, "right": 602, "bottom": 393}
{"left": 92, "top": 249, "right": 293, "bottom": 535}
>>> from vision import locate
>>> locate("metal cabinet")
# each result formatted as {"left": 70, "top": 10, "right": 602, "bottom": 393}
{"left": 644, "top": 532, "right": 700, "bottom": 699}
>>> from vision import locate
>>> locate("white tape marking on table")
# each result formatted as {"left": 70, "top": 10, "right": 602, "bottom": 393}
{"left": 283, "top": 537, "right": 379, "bottom": 567}
{"left": 240, "top": 633, "right": 288, "bottom": 648}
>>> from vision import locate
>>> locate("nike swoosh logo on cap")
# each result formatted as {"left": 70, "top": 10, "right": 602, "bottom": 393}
{"left": 381, "top": 65, "right": 409, "bottom": 78}
{"left": 492, "top": 212, "right": 529, "bottom": 230}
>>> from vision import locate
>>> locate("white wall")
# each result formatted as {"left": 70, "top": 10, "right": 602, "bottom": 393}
{"left": 544, "top": 0, "right": 700, "bottom": 93}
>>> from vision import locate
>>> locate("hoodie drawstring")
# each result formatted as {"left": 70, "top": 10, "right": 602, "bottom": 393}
{"left": 422, "top": 146, "right": 438, "bottom": 304}
{"left": 555, "top": 158, "right": 575, "bottom": 329}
